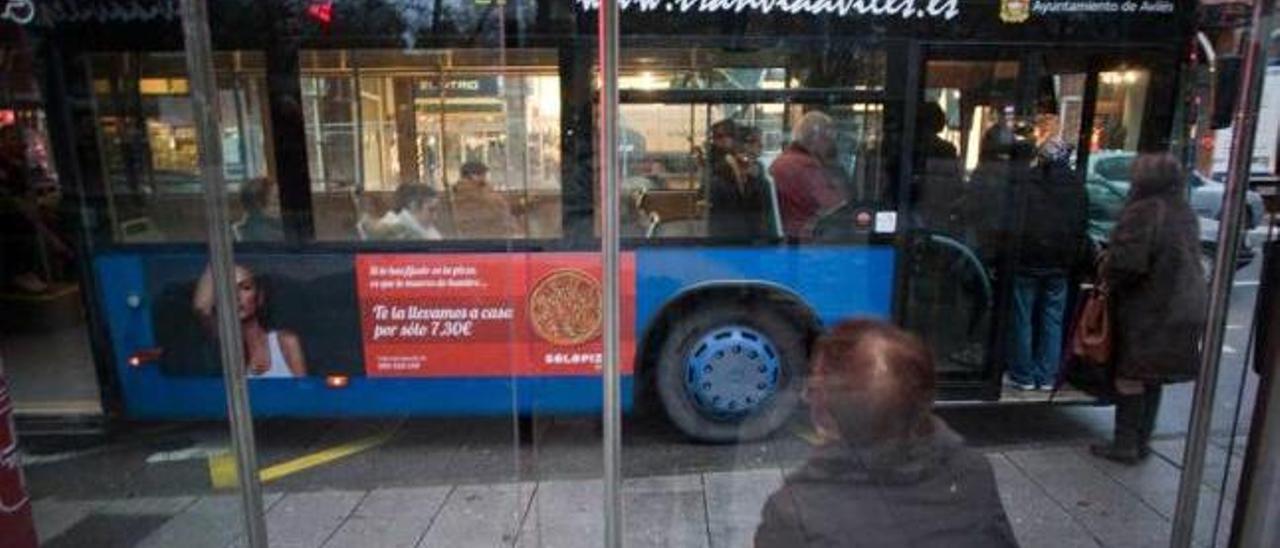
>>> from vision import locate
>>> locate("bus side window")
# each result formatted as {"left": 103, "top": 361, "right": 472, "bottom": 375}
{"left": 89, "top": 52, "right": 276, "bottom": 244}
{"left": 302, "top": 51, "right": 563, "bottom": 243}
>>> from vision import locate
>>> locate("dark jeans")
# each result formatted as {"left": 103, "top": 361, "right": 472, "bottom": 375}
{"left": 1010, "top": 270, "right": 1068, "bottom": 387}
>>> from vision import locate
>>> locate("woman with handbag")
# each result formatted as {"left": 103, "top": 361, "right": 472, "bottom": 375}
{"left": 1089, "top": 153, "right": 1207, "bottom": 464}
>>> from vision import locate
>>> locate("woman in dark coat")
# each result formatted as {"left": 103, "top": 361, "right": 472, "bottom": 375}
{"left": 755, "top": 319, "right": 1019, "bottom": 547}
{"left": 1091, "top": 153, "right": 1207, "bottom": 464}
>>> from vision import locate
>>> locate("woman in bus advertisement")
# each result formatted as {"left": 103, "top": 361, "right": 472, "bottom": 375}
{"left": 193, "top": 263, "right": 308, "bottom": 378}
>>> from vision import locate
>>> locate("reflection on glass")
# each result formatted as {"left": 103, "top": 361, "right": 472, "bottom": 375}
{"left": 303, "top": 50, "right": 561, "bottom": 241}
{"left": 618, "top": 102, "right": 885, "bottom": 241}
{"left": 89, "top": 52, "right": 273, "bottom": 242}
{"left": 755, "top": 319, "right": 1018, "bottom": 547}
{"left": 1094, "top": 70, "right": 1149, "bottom": 152}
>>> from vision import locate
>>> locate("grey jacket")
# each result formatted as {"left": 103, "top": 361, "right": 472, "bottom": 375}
{"left": 754, "top": 418, "right": 1018, "bottom": 548}
{"left": 1104, "top": 181, "right": 1207, "bottom": 383}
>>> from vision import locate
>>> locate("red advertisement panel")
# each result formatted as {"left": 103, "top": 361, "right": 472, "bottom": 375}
{"left": 356, "top": 253, "right": 636, "bottom": 377}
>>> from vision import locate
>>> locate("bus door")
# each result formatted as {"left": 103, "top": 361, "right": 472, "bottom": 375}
{"left": 902, "top": 47, "right": 1160, "bottom": 401}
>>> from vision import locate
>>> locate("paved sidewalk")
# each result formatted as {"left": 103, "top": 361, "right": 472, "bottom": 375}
{"left": 30, "top": 440, "right": 1242, "bottom": 548}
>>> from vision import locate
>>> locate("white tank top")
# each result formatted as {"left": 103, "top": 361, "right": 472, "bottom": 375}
{"left": 254, "top": 331, "right": 294, "bottom": 378}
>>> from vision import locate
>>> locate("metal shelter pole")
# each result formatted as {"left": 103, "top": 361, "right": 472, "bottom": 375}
{"left": 178, "top": 1, "right": 269, "bottom": 546}
{"left": 1170, "top": 0, "right": 1276, "bottom": 544}
{"left": 1230, "top": 243, "right": 1280, "bottom": 546}
{"left": 598, "top": 0, "right": 622, "bottom": 544}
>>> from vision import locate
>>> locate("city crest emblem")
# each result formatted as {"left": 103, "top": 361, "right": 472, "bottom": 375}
{"left": 1000, "top": 0, "right": 1031, "bottom": 23}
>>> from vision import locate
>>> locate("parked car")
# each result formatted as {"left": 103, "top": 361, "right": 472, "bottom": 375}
{"left": 1085, "top": 150, "right": 1255, "bottom": 273}
{"left": 1086, "top": 151, "right": 1264, "bottom": 238}
{"left": 1189, "top": 171, "right": 1265, "bottom": 228}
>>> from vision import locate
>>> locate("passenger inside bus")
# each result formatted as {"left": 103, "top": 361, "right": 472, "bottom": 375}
{"left": 912, "top": 102, "right": 964, "bottom": 232}
{"left": 0, "top": 124, "right": 70, "bottom": 294}
{"left": 965, "top": 122, "right": 1031, "bottom": 264}
{"left": 362, "top": 183, "right": 445, "bottom": 241}
{"left": 232, "top": 177, "right": 284, "bottom": 242}
{"left": 1007, "top": 116, "right": 1090, "bottom": 392}
{"left": 193, "top": 264, "right": 308, "bottom": 378}
{"left": 449, "top": 161, "right": 519, "bottom": 239}
{"left": 770, "top": 111, "right": 846, "bottom": 240}
{"left": 705, "top": 120, "right": 771, "bottom": 239}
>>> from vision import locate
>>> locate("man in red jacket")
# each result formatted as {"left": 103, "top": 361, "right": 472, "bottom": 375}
{"left": 768, "top": 111, "right": 846, "bottom": 240}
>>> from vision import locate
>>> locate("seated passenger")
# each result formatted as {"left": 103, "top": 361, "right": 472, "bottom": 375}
{"left": 365, "top": 183, "right": 444, "bottom": 240}
{"left": 754, "top": 319, "right": 1018, "bottom": 548}
{"left": 639, "top": 155, "right": 669, "bottom": 190}
{"left": 769, "top": 111, "right": 846, "bottom": 240}
{"left": 450, "top": 161, "right": 518, "bottom": 239}
{"left": 233, "top": 177, "right": 284, "bottom": 242}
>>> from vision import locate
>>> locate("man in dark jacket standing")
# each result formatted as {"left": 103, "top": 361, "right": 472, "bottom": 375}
{"left": 706, "top": 122, "right": 771, "bottom": 239}
{"left": 1007, "top": 136, "right": 1089, "bottom": 391}
{"left": 754, "top": 319, "right": 1019, "bottom": 548}
{"left": 1092, "top": 153, "right": 1207, "bottom": 464}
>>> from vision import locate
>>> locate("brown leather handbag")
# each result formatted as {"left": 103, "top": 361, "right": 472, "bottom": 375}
{"left": 1071, "top": 282, "right": 1112, "bottom": 366}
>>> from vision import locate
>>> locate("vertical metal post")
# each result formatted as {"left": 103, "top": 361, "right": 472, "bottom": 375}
{"left": 598, "top": 0, "right": 622, "bottom": 544}
{"left": 1170, "top": 0, "right": 1275, "bottom": 544}
{"left": 1231, "top": 241, "right": 1280, "bottom": 546}
{"left": 178, "top": 1, "right": 269, "bottom": 546}
{"left": 353, "top": 60, "right": 365, "bottom": 190}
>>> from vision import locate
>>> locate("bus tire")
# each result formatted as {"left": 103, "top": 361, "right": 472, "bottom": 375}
{"left": 655, "top": 303, "right": 807, "bottom": 443}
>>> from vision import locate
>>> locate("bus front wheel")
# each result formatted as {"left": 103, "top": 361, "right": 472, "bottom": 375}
{"left": 655, "top": 303, "right": 807, "bottom": 443}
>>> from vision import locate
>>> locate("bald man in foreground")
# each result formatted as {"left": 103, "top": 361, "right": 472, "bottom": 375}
{"left": 755, "top": 319, "right": 1019, "bottom": 547}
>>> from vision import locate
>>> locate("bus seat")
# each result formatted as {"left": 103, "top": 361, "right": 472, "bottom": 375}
{"left": 117, "top": 217, "right": 164, "bottom": 243}
{"left": 637, "top": 189, "right": 705, "bottom": 238}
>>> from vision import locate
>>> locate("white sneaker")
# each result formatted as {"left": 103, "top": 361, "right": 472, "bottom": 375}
{"left": 1004, "top": 376, "right": 1036, "bottom": 391}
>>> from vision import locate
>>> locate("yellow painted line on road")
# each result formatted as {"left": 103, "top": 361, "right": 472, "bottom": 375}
{"left": 209, "top": 430, "right": 395, "bottom": 490}
{"left": 789, "top": 424, "right": 824, "bottom": 446}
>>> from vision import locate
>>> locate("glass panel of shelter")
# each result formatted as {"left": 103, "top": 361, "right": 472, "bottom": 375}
{"left": 88, "top": 51, "right": 274, "bottom": 243}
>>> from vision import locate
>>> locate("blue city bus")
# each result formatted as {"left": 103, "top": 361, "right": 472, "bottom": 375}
{"left": 2, "top": 0, "right": 1200, "bottom": 440}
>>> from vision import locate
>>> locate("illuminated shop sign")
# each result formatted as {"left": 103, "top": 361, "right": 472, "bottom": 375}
{"left": 415, "top": 76, "right": 501, "bottom": 97}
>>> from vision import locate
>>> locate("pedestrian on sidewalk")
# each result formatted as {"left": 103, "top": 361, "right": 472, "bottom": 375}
{"left": 754, "top": 319, "right": 1018, "bottom": 548}
{"left": 1090, "top": 153, "right": 1206, "bottom": 464}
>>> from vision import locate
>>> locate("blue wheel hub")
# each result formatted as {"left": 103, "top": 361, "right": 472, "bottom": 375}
{"left": 684, "top": 325, "right": 781, "bottom": 419}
